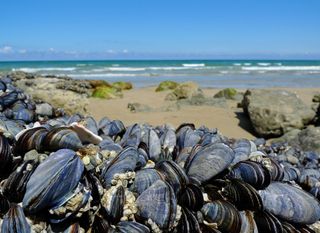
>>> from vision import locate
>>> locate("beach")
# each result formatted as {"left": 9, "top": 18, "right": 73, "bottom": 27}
{"left": 87, "top": 86, "right": 318, "bottom": 140}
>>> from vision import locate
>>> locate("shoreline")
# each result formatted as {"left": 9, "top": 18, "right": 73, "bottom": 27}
{"left": 87, "top": 86, "right": 318, "bottom": 140}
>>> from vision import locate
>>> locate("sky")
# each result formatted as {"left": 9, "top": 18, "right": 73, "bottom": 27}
{"left": 0, "top": 0, "right": 320, "bottom": 60}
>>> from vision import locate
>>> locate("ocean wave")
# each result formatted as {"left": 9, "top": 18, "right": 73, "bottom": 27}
{"left": 13, "top": 67, "right": 77, "bottom": 72}
{"left": 257, "top": 63, "right": 270, "bottom": 66}
{"left": 243, "top": 63, "right": 252, "bottom": 66}
{"left": 182, "top": 63, "right": 205, "bottom": 67}
{"left": 233, "top": 63, "right": 242, "bottom": 66}
{"left": 69, "top": 73, "right": 146, "bottom": 78}
{"left": 108, "top": 67, "right": 146, "bottom": 71}
{"left": 242, "top": 66, "right": 320, "bottom": 71}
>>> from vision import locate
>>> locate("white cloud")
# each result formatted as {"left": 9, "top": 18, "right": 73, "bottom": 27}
{"left": 122, "top": 49, "right": 128, "bottom": 53}
{"left": 0, "top": 46, "right": 13, "bottom": 54}
{"left": 48, "top": 48, "right": 55, "bottom": 52}
{"left": 107, "top": 49, "right": 115, "bottom": 54}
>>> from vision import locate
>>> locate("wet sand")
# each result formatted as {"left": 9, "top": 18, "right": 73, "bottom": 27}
{"left": 87, "top": 87, "right": 318, "bottom": 140}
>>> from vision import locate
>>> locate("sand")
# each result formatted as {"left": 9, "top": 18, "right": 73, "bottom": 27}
{"left": 87, "top": 87, "right": 318, "bottom": 140}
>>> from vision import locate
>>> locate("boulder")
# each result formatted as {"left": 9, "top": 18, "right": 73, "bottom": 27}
{"left": 92, "top": 86, "right": 123, "bottom": 99}
{"left": 88, "top": 80, "right": 112, "bottom": 88}
{"left": 242, "top": 89, "right": 315, "bottom": 137}
{"left": 113, "top": 81, "right": 133, "bottom": 90}
{"left": 165, "top": 82, "right": 202, "bottom": 101}
{"left": 214, "top": 88, "right": 238, "bottom": 100}
{"left": 155, "top": 81, "right": 178, "bottom": 92}
{"left": 287, "top": 126, "right": 320, "bottom": 154}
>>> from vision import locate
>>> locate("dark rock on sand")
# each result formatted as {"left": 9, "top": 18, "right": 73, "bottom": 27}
{"left": 155, "top": 81, "right": 179, "bottom": 92}
{"left": 242, "top": 89, "right": 315, "bottom": 137}
{"left": 127, "top": 103, "right": 152, "bottom": 113}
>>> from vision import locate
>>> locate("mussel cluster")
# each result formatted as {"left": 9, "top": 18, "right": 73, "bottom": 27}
{"left": 1, "top": 75, "right": 320, "bottom": 233}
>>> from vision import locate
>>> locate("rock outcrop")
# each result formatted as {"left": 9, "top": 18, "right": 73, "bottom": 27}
{"left": 242, "top": 89, "right": 315, "bottom": 137}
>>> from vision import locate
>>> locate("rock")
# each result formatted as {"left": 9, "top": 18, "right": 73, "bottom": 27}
{"left": 242, "top": 89, "right": 315, "bottom": 137}
{"left": 271, "top": 129, "right": 301, "bottom": 144}
{"left": 127, "top": 103, "right": 152, "bottom": 113}
{"left": 155, "top": 81, "right": 178, "bottom": 92}
{"left": 165, "top": 81, "right": 202, "bottom": 101}
{"left": 13, "top": 75, "right": 88, "bottom": 114}
{"left": 113, "top": 81, "right": 133, "bottom": 90}
{"left": 288, "top": 126, "right": 320, "bottom": 154}
{"left": 56, "top": 79, "right": 92, "bottom": 95}
{"left": 88, "top": 80, "right": 112, "bottom": 88}
{"left": 36, "top": 103, "right": 53, "bottom": 116}
{"left": 91, "top": 86, "right": 123, "bottom": 99}
{"left": 312, "top": 93, "right": 320, "bottom": 103}
{"left": 214, "top": 88, "right": 238, "bottom": 100}
{"left": 178, "top": 92, "right": 228, "bottom": 108}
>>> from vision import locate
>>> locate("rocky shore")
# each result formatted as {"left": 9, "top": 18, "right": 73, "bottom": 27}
{"left": 1, "top": 71, "right": 320, "bottom": 232}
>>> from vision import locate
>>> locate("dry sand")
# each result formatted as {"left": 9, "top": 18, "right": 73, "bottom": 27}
{"left": 87, "top": 87, "right": 318, "bottom": 140}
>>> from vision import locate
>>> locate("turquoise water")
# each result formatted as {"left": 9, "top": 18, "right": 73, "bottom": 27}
{"left": 0, "top": 60, "right": 320, "bottom": 88}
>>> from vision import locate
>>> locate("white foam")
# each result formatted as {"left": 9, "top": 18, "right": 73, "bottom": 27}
{"left": 257, "top": 63, "right": 270, "bottom": 66}
{"left": 182, "top": 63, "right": 205, "bottom": 67}
{"left": 69, "top": 73, "right": 143, "bottom": 78}
{"left": 242, "top": 66, "right": 320, "bottom": 71}
{"left": 108, "top": 67, "right": 146, "bottom": 71}
{"left": 233, "top": 63, "right": 242, "bottom": 66}
{"left": 13, "top": 67, "right": 77, "bottom": 72}
{"left": 243, "top": 63, "right": 252, "bottom": 66}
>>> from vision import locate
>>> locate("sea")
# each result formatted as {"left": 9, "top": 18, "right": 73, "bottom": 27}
{"left": 0, "top": 60, "right": 320, "bottom": 88}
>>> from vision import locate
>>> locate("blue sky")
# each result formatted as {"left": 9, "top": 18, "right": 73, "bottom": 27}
{"left": 0, "top": 0, "right": 320, "bottom": 60}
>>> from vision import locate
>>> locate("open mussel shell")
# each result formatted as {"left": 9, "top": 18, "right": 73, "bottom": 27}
{"left": 155, "top": 160, "right": 189, "bottom": 195}
{"left": 228, "top": 160, "right": 271, "bottom": 190}
{"left": 109, "top": 221, "right": 151, "bottom": 233}
{"left": 269, "top": 157, "right": 284, "bottom": 181}
{"left": 100, "top": 185, "right": 125, "bottom": 225}
{"left": 136, "top": 180, "right": 177, "bottom": 231}
{"left": 254, "top": 211, "right": 283, "bottom": 233}
{"left": 100, "top": 146, "right": 138, "bottom": 187}
{"left": 201, "top": 200, "right": 241, "bottom": 233}
{"left": 131, "top": 168, "right": 162, "bottom": 195}
{"left": 13, "top": 126, "right": 48, "bottom": 156}
{"left": 42, "top": 127, "right": 84, "bottom": 152}
{"left": 0, "top": 133, "right": 12, "bottom": 177}
{"left": 23, "top": 149, "right": 84, "bottom": 214}
{"left": 1, "top": 204, "right": 31, "bottom": 233}
{"left": 222, "top": 179, "right": 263, "bottom": 211}
{"left": 259, "top": 182, "right": 320, "bottom": 224}
{"left": 185, "top": 142, "right": 234, "bottom": 184}
{"left": 2, "top": 160, "right": 38, "bottom": 203}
